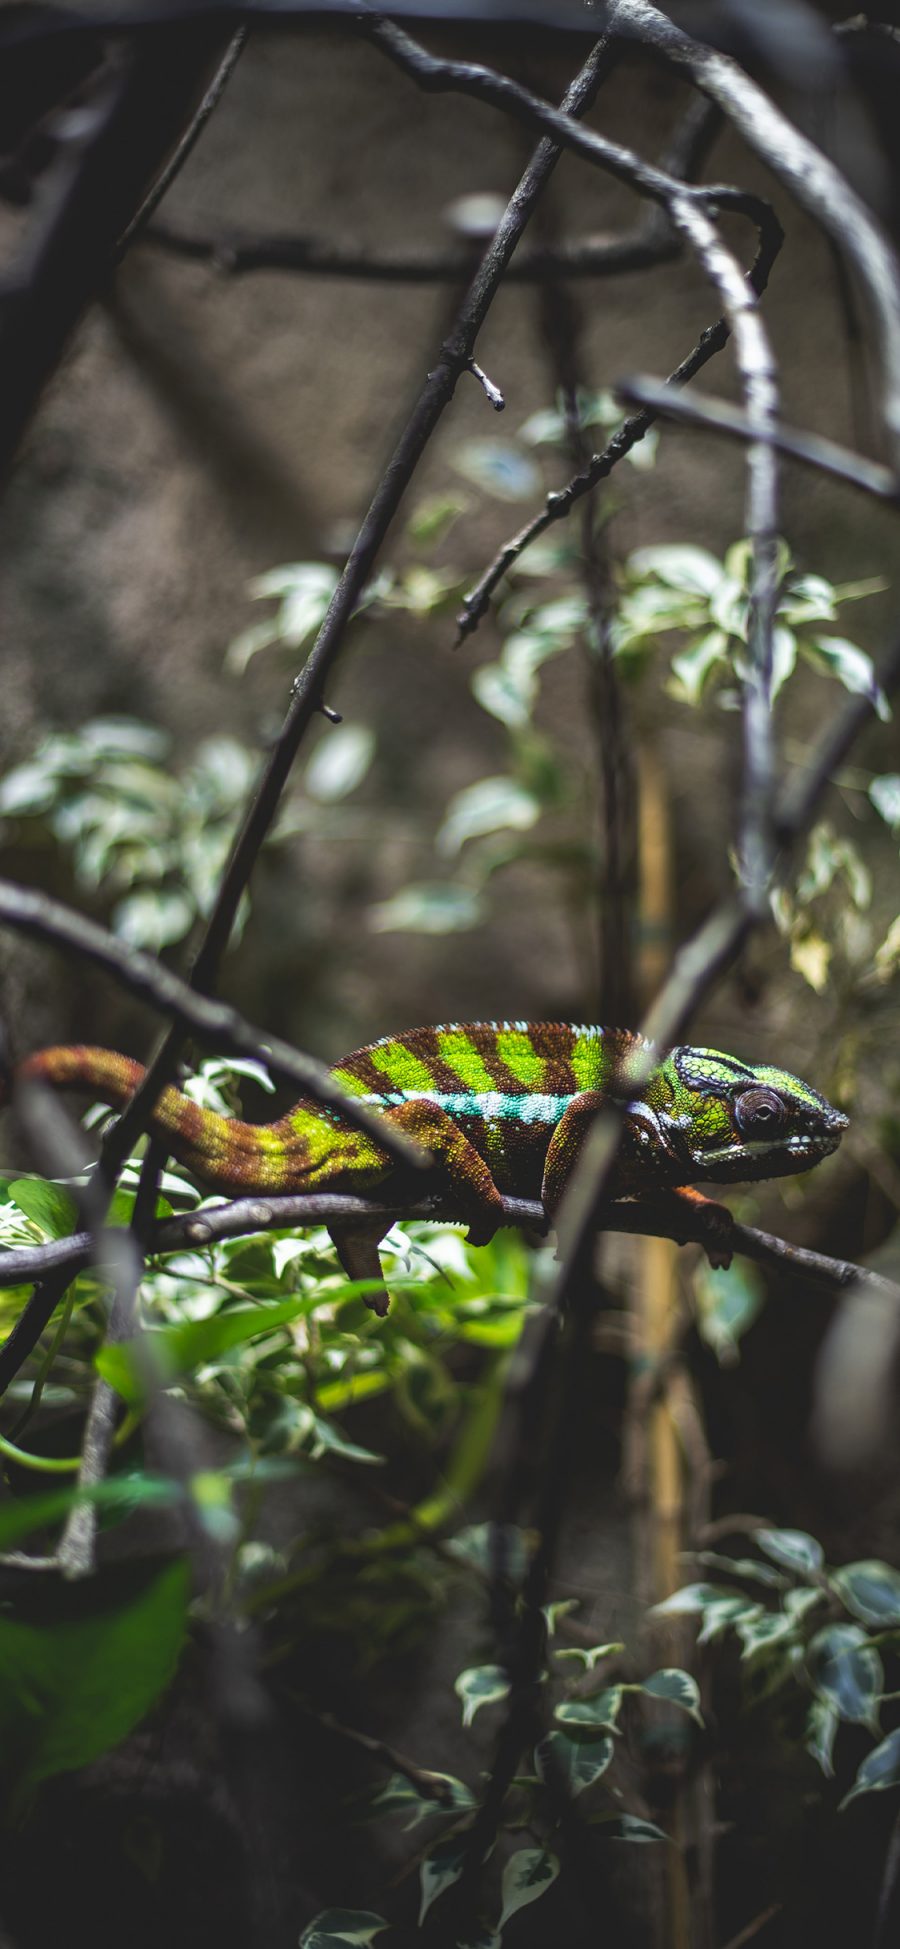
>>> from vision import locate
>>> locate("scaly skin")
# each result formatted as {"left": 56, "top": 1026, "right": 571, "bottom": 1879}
{"left": 15, "top": 1024, "right": 848, "bottom": 1313}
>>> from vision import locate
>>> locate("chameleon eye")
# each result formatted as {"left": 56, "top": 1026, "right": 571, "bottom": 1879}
{"left": 735, "top": 1086, "right": 786, "bottom": 1136}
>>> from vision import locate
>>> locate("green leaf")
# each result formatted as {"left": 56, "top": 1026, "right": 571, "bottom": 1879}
{"left": 554, "top": 1640, "right": 624, "bottom": 1671}
{"left": 806, "top": 1697, "right": 839, "bottom": 1778}
{"left": 453, "top": 439, "right": 541, "bottom": 501}
{"left": 419, "top": 1835, "right": 469, "bottom": 1925}
{"left": 808, "top": 1623, "right": 882, "bottom": 1729}
{"left": 592, "top": 1813, "right": 669, "bottom": 1842}
{"left": 840, "top": 1728, "right": 900, "bottom": 1809}
{"left": 652, "top": 1582, "right": 730, "bottom": 1615}
{"left": 471, "top": 660, "right": 535, "bottom": 728}
{"left": 870, "top": 775, "right": 900, "bottom": 832}
{"left": 304, "top": 726, "right": 374, "bottom": 803}
{"left": 555, "top": 1686, "right": 623, "bottom": 1732}
{"left": 437, "top": 776, "right": 541, "bottom": 856}
{"left": 735, "top": 1610, "right": 796, "bottom": 1659}
{"left": 9, "top": 1178, "right": 78, "bottom": 1240}
{"left": 371, "top": 1770, "right": 474, "bottom": 1826}
{"left": 112, "top": 888, "right": 195, "bottom": 951}
{"left": 535, "top": 1729, "right": 614, "bottom": 1796}
{"left": 454, "top": 1663, "right": 510, "bottom": 1728}
{"left": 628, "top": 543, "right": 724, "bottom": 596}
{"left": 770, "top": 624, "right": 798, "bottom": 698}
{"left": 803, "top": 635, "right": 891, "bottom": 721}
{"left": 756, "top": 1527, "right": 824, "bottom": 1576}
{"left": 369, "top": 882, "right": 483, "bottom": 934}
{"left": 831, "top": 1560, "right": 900, "bottom": 1627}
{"left": 669, "top": 629, "right": 729, "bottom": 705}
{"left": 693, "top": 1259, "right": 764, "bottom": 1364}
{"left": 641, "top": 1669, "right": 703, "bottom": 1725}
{"left": 96, "top": 1298, "right": 307, "bottom": 1405}
{"left": 407, "top": 493, "right": 467, "bottom": 544}
{"left": 298, "top": 1910, "right": 388, "bottom": 1948}
{"left": 695, "top": 1553, "right": 788, "bottom": 1590}
{"left": 498, "top": 1848, "right": 559, "bottom": 1927}
{"left": 0, "top": 1557, "right": 188, "bottom": 1808}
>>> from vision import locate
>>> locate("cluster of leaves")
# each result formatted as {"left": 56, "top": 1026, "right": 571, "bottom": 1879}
{"left": 0, "top": 713, "right": 374, "bottom": 952}
{"left": 300, "top": 1575, "right": 701, "bottom": 1949}
{"left": 658, "top": 1524, "right": 900, "bottom": 1809}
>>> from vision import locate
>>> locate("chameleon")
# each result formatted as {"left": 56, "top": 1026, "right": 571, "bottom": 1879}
{"left": 10, "top": 1024, "right": 847, "bottom": 1313}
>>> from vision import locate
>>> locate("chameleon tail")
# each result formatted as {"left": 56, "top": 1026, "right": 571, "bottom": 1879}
{"left": 12, "top": 1045, "right": 386, "bottom": 1197}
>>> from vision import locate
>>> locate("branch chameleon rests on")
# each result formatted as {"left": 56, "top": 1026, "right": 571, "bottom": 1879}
{"left": 11, "top": 1025, "right": 847, "bottom": 1314}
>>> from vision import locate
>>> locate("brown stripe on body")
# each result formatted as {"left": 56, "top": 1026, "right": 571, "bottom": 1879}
{"left": 527, "top": 1023, "right": 578, "bottom": 1093}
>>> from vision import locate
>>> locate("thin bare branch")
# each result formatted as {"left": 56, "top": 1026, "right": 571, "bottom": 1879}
{"left": 116, "top": 26, "right": 249, "bottom": 257}
{"left": 607, "top": 0, "right": 900, "bottom": 467}
{"left": 616, "top": 376, "right": 900, "bottom": 501}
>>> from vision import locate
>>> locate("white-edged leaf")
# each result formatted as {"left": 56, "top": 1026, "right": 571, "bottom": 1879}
{"left": 755, "top": 1527, "right": 824, "bottom": 1576}
{"left": 806, "top": 1697, "right": 839, "bottom": 1779}
{"left": 840, "top": 1728, "right": 900, "bottom": 1809}
{"left": 471, "top": 661, "right": 535, "bottom": 728}
{"left": 628, "top": 543, "right": 724, "bottom": 596}
{"left": 804, "top": 635, "right": 891, "bottom": 721}
{"left": 370, "top": 1770, "right": 474, "bottom": 1826}
{"left": 453, "top": 439, "right": 541, "bottom": 501}
{"left": 652, "top": 1582, "right": 730, "bottom": 1615}
{"left": 831, "top": 1560, "right": 900, "bottom": 1628}
{"left": 591, "top": 1813, "right": 669, "bottom": 1842}
{"left": 669, "top": 628, "right": 729, "bottom": 705}
{"left": 369, "top": 883, "right": 482, "bottom": 934}
{"left": 695, "top": 1554, "right": 788, "bottom": 1590}
{"left": 437, "top": 776, "right": 540, "bottom": 856}
{"left": 555, "top": 1686, "right": 623, "bottom": 1732}
{"left": 641, "top": 1669, "right": 703, "bottom": 1725}
{"left": 554, "top": 1640, "right": 624, "bottom": 1672}
{"left": 736, "top": 1610, "right": 797, "bottom": 1659}
{"left": 112, "top": 888, "right": 195, "bottom": 951}
{"left": 498, "top": 1848, "right": 559, "bottom": 1928}
{"left": 771, "top": 624, "right": 798, "bottom": 698}
{"left": 298, "top": 1909, "right": 387, "bottom": 1948}
{"left": 304, "top": 726, "right": 374, "bottom": 803}
{"left": 454, "top": 1663, "right": 510, "bottom": 1728}
{"left": 870, "top": 775, "right": 900, "bottom": 832}
{"left": 419, "top": 1836, "right": 468, "bottom": 1926}
{"left": 808, "top": 1623, "right": 882, "bottom": 1729}
{"left": 535, "top": 1729, "right": 614, "bottom": 1796}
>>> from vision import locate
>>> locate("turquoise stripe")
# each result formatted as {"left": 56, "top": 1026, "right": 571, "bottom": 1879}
{"left": 366, "top": 1090, "right": 574, "bottom": 1125}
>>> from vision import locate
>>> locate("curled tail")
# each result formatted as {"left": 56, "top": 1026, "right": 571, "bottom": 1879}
{"left": 13, "top": 1046, "right": 391, "bottom": 1197}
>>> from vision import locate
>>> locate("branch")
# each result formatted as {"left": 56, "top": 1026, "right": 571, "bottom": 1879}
{"left": 615, "top": 376, "right": 900, "bottom": 501}
{"left": 607, "top": 0, "right": 900, "bottom": 468}
{"left": 455, "top": 182, "right": 783, "bottom": 643}
{"left": 116, "top": 26, "right": 249, "bottom": 257}
{"left": 0, "top": 878, "right": 424, "bottom": 1168}
{"left": 141, "top": 90, "right": 720, "bottom": 285}
{"left": 0, "top": 1192, "right": 895, "bottom": 1332}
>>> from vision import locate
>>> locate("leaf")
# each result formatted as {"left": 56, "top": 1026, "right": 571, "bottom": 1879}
{"left": 806, "top": 1697, "right": 839, "bottom": 1778}
{"left": 304, "top": 726, "right": 374, "bottom": 803}
{"left": 112, "top": 888, "right": 195, "bottom": 951}
{"left": 693, "top": 1259, "right": 764, "bottom": 1364}
{"left": 369, "top": 883, "right": 483, "bottom": 934}
{"left": 553, "top": 1640, "right": 624, "bottom": 1672}
{"left": 808, "top": 1623, "right": 882, "bottom": 1729}
{"left": 641, "top": 1668, "right": 704, "bottom": 1725}
{"left": 591, "top": 1813, "right": 669, "bottom": 1842}
{"left": 9, "top": 1178, "right": 78, "bottom": 1241}
{"left": 418, "top": 1835, "right": 468, "bottom": 1925}
{"left": 535, "top": 1729, "right": 614, "bottom": 1796}
{"left": 298, "top": 1911, "right": 388, "bottom": 1948}
{"left": 735, "top": 1610, "right": 797, "bottom": 1659}
{"left": 771, "top": 624, "right": 798, "bottom": 698}
{"left": 454, "top": 1664, "right": 510, "bottom": 1728}
{"left": 453, "top": 439, "right": 541, "bottom": 501}
{"left": 437, "top": 776, "right": 541, "bottom": 856}
{"left": 498, "top": 1848, "right": 559, "bottom": 1927}
{"left": 756, "top": 1527, "right": 824, "bottom": 1576}
{"left": 669, "top": 629, "right": 729, "bottom": 704}
{"left": 870, "top": 775, "right": 900, "bottom": 832}
{"left": 471, "top": 660, "right": 535, "bottom": 729}
{"left": 555, "top": 1686, "right": 623, "bottom": 1732}
{"left": 831, "top": 1560, "right": 900, "bottom": 1627}
{"left": 628, "top": 543, "right": 725, "bottom": 596}
{"left": 406, "top": 493, "right": 467, "bottom": 544}
{"left": 803, "top": 635, "right": 891, "bottom": 721}
{"left": 0, "top": 1558, "right": 188, "bottom": 1808}
{"left": 840, "top": 1728, "right": 900, "bottom": 1809}
{"left": 371, "top": 1770, "right": 474, "bottom": 1825}
{"left": 695, "top": 1554, "right": 788, "bottom": 1591}
{"left": 96, "top": 1299, "right": 307, "bottom": 1405}
{"left": 652, "top": 1582, "right": 732, "bottom": 1615}
{"left": 445, "top": 1522, "right": 530, "bottom": 1582}
{"left": 790, "top": 930, "right": 832, "bottom": 993}
{"left": 875, "top": 917, "right": 900, "bottom": 980}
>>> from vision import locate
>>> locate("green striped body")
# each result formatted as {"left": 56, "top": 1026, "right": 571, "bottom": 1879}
{"left": 18, "top": 1022, "right": 847, "bottom": 1208}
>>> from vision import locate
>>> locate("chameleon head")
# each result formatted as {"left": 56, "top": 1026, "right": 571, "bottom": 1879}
{"left": 652, "top": 1045, "right": 849, "bottom": 1185}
